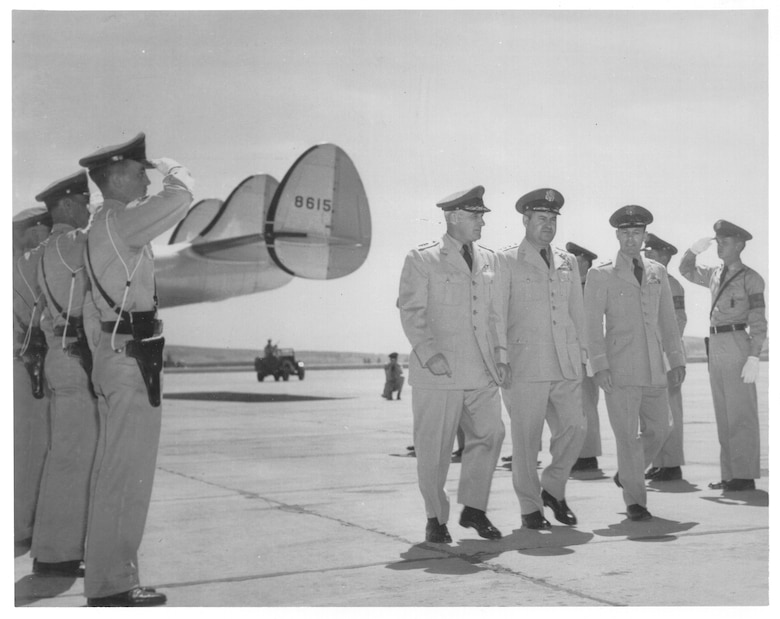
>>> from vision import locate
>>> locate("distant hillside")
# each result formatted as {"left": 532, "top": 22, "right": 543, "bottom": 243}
{"left": 164, "top": 335, "right": 765, "bottom": 368}
{"left": 163, "top": 345, "right": 407, "bottom": 368}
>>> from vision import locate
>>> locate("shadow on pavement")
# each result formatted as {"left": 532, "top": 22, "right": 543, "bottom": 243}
{"left": 592, "top": 516, "right": 698, "bottom": 542}
{"left": 386, "top": 526, "right": 595, "bottom": 574}
{"left": 647, "top": 479, "right": 700, "bottom": 493}
{"left": 570, "top": 469, "right": 610, "bottom": 482}
{"left": 700, "top": 489, "right": 768, "bottom": 508}
{"left": 15, "top": 574, "right": 79, "bottom": 607}
{"left": 163, "top": 392, "right": 343, "bottom": 403}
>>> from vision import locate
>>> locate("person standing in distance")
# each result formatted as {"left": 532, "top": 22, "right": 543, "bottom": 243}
{"left": 30, "top": 170, "right": 98, "bottom": 578}
{"left": 382, "top": 352, "right": 405, "bottom": 400}
{"left": 565, "top": 242, "right": 602, "bottom": 474}
{"left": 679, "top": 221, "right": 766, "bottom": 492}
{"left": 642, "top": 233, "right": 687, "bottom": 482}
{"left": 398, "top": 185, "right": 509, "bottom": 543}
{"left": 13, "top": 207, "right": 52, "bottom": 549}
{"left": 584, "top": 205, "right": 685, "bottom": 521}
{"left": 79, "top": 133, "right": 193, "bottom": 607}
{"left": 499, "top": 189, "right": 586, "bottom": 529}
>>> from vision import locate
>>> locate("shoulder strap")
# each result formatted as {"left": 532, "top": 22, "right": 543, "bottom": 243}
{"left": 85, "top": 238, "right": 128, "bottom": 319}
{"left": 710, "top": 268, "right": 745, "bottom": 317}
{"left": 39, "top": 250, "right": 66, "bottom": 318}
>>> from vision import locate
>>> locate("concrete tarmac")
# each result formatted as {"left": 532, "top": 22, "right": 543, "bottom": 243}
{"left": 14, "top": 363, "right": 769, "bottom": 607}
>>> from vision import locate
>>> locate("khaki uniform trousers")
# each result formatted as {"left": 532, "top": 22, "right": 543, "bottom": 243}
{"left": 708, "top": 331, "right": 760, "bottom": 480}
{"left": 651, "top": 382, "right": 684, "bottom": 468}
{"left": 32, "top": 342, "right": 98, "bottom": 562}
{"left": 84, "top": 331, "right": 162, "bottom": 598}
{"left": 579, "top": 374, "right": 602, "bottom": 458}
{"left": 14, "top": 359, "right": 50, "bottom": 542}
{"left": 503, "top": 380, "right": 586, "bottom": 514}
{"left": 605, "top": 385, "right": 671, "bottom": 507}
{"left": 411, "top": 385, "right": 504, "bottom": 524}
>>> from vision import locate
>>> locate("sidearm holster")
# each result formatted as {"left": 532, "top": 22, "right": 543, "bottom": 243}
{"left": 65, "top": 323, "right": 96, "bottom": 398}
{"left": 124, "top": 316, "right": 165, "bottom": 407}
{"left": 21, "top": 327, "right": 48, "bottom": 399}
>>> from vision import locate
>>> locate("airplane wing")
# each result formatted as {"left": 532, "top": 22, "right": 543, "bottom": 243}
{"left": 155, "top": 144, "right": 371, "bottom": 308}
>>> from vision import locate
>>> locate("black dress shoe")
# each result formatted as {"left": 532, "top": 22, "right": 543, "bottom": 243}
{"left": 724, "top": 478, "right": 756, "bottom": 491}
{"left": 652, "top": 466, "right": 682, "bottom": 482}
{"left": 32, "top": 559, "right": 84, "bottom": 578}
{"left": 626, "top": 504, "right": 652, "bottom": 521}
{"left": 644, "top": 467, "right": 661, "bottom": 480}
{"left": 521, "top": 510, "right": 551, "bottom": 530}
{"left": 425, "top": 518, "right": 452, "bottom": 543}
{"left": 459, "top": 507, "right": 502, "bottom": 539}
{"left": 708, "top": 479, "right": 727, "bottom": 489}
{"left": 541, "top": 489, "right": 577, "bottom": 525}
{"left": 87, "top": 586, "right": 167, "bottom": 607}
{"left": 571, "top": 457, "right": 598, "bottom": 472}
{"left": 614, "top": 473, "right": 623, "bottom": 488}
{"left": 501, "top": 455, "right": 513, "bottom": 462}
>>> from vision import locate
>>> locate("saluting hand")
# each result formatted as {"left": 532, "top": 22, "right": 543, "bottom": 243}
{"left": 425, "top": 353, "right": 452, "bottom": 377}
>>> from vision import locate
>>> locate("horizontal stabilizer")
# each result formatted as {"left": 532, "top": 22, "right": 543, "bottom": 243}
{"left": 265, "top": 144, "right": 371, "bottom": 279}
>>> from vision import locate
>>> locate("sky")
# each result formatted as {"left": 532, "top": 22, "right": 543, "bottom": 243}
{"left": 8, "top": 4, "right": 772, "bottom": 355}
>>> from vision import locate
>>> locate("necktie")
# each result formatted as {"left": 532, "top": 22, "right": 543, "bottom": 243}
{"left": 633, "top": 258, "right": 643, "bottom": 285}
{"left": 719, "top": 266, "right": 728, "bottom": 289}
{"left": 462, "top": 244, "right": 473, "bottom": 271}
{"left": 540, "top": 247, "right": 550, "bottom": 268}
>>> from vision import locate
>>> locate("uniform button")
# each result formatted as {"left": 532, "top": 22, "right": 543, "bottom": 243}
{"left": 473, "top": 310, "right": 477, "bottom": 314}
{"left": 473, "top": 296, "right": 477, "bottom": 300}
{"left": 473, "top": 326, "right": 477, "bottom": 330}
{"left": 472, "top": 281, "right": 477, "bottom": 286}
{"left": 553, "top": 320, "right": 557, "bottom": 325}
{"left": 552, "top": 305, "right": 556, "bottom": 310}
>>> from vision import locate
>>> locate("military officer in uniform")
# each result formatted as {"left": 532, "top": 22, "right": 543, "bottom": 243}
{"left": 565, "top": 242, "right": 602, "bottom": 474}
{"left": 79, "top": 133, "right": 193, "bottom": 606}
{"left": 584, "top": 205, "right": 686, "bottom": 521}
{"left": 500, "top": 189, "right": 586, "bottom": 529}
{"left": 398, "top": 185, "right": 509, "bottom": 543}
{"left": 30, "top": 170, "right": 98, "bottom": 577}
{"left": 679, "top": 220, "right": 766, "bottom": 492}
{"left": 382, "top": 352, "right": 405, "bottom": 400}
{"left": 13, "top": 207, "right": 52, "bottom": 548}
{"left": 642, "top": 233, "right": 687, "bottom": 482}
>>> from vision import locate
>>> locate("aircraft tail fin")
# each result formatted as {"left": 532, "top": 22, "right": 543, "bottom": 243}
{"left": 264, "top": 144, "right": 371, "bottom": 279}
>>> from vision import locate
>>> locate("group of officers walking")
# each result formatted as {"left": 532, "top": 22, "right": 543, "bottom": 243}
{"left": 13, "top": 132, "right": 194, "bottom": 606}
{"left": 398, "top": 185, "right": 766, "bottom": 543}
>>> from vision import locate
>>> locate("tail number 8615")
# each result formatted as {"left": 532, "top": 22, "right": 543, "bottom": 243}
{"left": 294, "top": 196, "right": 332, "bottom": 211}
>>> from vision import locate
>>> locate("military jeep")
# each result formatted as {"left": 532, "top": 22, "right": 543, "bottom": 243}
{"left": 254, "top": 348, "right": 305, "bottom": 382}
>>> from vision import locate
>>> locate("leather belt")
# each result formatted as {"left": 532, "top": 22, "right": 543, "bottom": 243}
{"left": 710, "top": 323, "right": 746, "bottom": 334}
{"left": 101, "top": 311, "right": 161, "bottom": 336}
{"left": 101, "top": 321, "right": 134, "bottom": 334}
{"left": 54, "top": 324, "right": 80, "bottom": 337}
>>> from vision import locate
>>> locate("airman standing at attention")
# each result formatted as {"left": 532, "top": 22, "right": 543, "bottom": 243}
{"left": 79, "top": 133, "right": 194, "bottom": 607}
{"left": 565, "top": 242, "right": 602, "bottom": 474}
{"left": 398, "top": 185, "right": 509, "bottom": 544}
{"left": 679, "top": 220, "right": 766, "bottom": 492}
{"left": 29, "top": 171, "right": 98, "bottom": 578}
{"left": 584, "top": 206, "right": 685, "bottom": 521}
{"left": 499, "top": 189, "right": 586, "bottom": 529}
{"left": 642, "top": 233, "right": 688, "bottom": 482}
{"left": 13, "top": 207, "right": 52, "bottom": 549}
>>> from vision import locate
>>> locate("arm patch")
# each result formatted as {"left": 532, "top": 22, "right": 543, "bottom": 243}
{"left": 749, "top": 293, "right": 765, "bottom": 309}
{"left": 673, "top": 295, "right": 685, "bottom": 310}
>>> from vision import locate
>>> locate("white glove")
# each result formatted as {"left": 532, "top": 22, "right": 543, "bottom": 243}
{"left": 690, "top": 237, "right": 714, "bottom": 255}
{"left": 741, "top": 356, "right": 760, "bottom": 384}
{"left": 149, "top": 158, "right": 195, "bottom": 193}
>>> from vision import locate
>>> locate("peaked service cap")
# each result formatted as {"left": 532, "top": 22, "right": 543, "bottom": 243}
{"left": 565, "top": 242, "right": 598, "bottom": 262}
{"left": 436, "top": 185, "right": 490, "bottom": 212}
{"left": 35, "top": 170, "right": 89, "bottom": 208}
{"left": 609, "top": 204, "right": 653, "bottom": 228}
{"left": 642, "top": 232, "right": 678, "bottom": 255}
{"left": 713, "top": 219, "right": 752, "bottom": 241}
{"left": 515, "top": 188, "right": 564, "bottom": 215}
{"left": 78, "top": 132, "right": 154, "bottom": 171}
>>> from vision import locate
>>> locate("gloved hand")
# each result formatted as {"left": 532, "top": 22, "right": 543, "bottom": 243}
{"left": 149, "top": 158, "right": 195, "bottom": 193}
{"left": 741, "top": 356, "right": 760, "bottom": 384}
{"left": 690, "top": 237, "right": 714, "bottom": 255}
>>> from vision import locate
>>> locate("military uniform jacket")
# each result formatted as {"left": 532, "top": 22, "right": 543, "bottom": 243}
{"left": 499, "top": 239, "right": 586, "bottom": 382}
{"left": 679, "top": 252, "right": 767, "bottom": 357}
{"left": 668, "top": 273, "right": 687, "bottom": 337}
{"left": 13, "top": 244, "right": 47, "bottom": 351}
{"left": 398, "top": 233, "right": 505, "bottom": 390}
{"left": 585, "top": 251, "right": 685, "bottom": 387}
{"left": 37, "top": 224, "right": 92, "bottom": 335}
{"left": 86, "top": 174, "right": 192, "bottom": 321}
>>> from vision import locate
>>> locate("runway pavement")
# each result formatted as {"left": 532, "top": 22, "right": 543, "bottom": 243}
{"left": 13, "top": 363, "right": 770, "bottom": 607}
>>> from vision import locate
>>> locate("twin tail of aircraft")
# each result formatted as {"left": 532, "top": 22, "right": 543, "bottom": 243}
{"left": 154, "top": 144, "right": 371, "bottom": 308}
